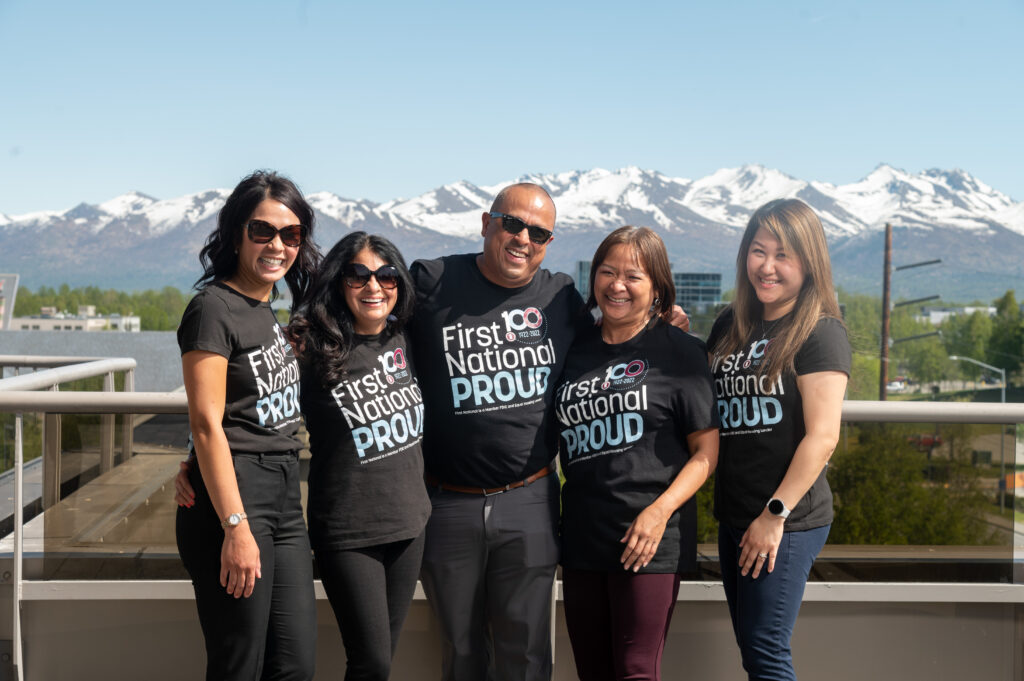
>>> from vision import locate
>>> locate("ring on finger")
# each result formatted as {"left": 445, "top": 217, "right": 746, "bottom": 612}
{"left": 757, "top": 552, "right": 768, "bottom": 559}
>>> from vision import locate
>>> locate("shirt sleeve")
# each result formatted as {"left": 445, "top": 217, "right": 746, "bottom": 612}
{"left": 670, "top": 329, "right": 721, "bottom": 436}
{"left": 177, "top": 293, "right": 234, "bottom": 358}
{"left": 794, "top": 317, "right": 852, "bottom": 376}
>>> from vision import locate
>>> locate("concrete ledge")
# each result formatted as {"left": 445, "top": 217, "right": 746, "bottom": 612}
{"left": 19, "top": 578, "right": 1024, "bottom": 603}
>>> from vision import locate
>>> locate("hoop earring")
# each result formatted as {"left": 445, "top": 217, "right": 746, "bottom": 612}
{"left": 653, "top": 297, "right": 660, "bottom": 306}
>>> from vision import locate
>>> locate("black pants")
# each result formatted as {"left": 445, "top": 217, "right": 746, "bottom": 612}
{"left": 420, "top": 473, "right": 559, "bottom": 681}
{"left": 314, "top": 531, "right": 426, "bottom": 681}
{"left": 176, "top": 453, "right": 317, "bottom": 681}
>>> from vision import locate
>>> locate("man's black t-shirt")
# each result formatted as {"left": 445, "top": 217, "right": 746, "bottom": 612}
{"left": 301, "top": 329, "right": 431, "bottom": 551}
{"left": 408, "top": 254, "right": 586, "bottom": 488}
{"left": 555, "top": 320, "right": 719, "bottom": 573}
{"left": 177, "top": 282, "right": 302, "bottom": 454}
{"left": 707, "top": 309, "right": 851, "bottom": 531}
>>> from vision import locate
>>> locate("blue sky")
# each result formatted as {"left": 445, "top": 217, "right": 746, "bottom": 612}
{"left": 1, "top": 0, "right": 1021, "bottom": 214}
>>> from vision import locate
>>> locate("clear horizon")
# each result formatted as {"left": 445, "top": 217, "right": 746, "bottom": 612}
{"left": 2, "top": 0, "right": 1021, "bottom": 214}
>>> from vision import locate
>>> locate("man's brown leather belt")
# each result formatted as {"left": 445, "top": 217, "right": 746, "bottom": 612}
{"left": 424, "top": 464, "right": 554, "bottom": 496}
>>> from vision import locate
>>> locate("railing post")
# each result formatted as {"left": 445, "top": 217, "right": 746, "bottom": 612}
{"left": 100, "top": 372, "right": 115, "bottom": 473}
{"left": 42, "top": 385, "right": 61, "bottom": 510}
{"left": 121, "top": 369, "right": 135, "bottom": 464}
{"left": 12, "top": 413, "right": 24, "bottom": 681}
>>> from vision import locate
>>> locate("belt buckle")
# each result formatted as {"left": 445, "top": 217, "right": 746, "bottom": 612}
{"left": 483, "top": 483, "right": 512, "bottom": 497}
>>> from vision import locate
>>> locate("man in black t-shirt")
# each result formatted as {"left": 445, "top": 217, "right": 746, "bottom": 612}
{"left": 409, "top": 183, "right": 584, "bottom": 681}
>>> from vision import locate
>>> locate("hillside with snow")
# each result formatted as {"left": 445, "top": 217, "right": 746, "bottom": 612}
{"left": 2, "top": 164, "right": 1021, "bottom": 301}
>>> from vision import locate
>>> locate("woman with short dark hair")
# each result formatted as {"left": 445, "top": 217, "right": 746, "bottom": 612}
{"left": 556, "top": 225, "right": 719, "bottom": 681}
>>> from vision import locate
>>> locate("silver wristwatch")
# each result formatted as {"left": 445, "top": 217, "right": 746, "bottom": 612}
{"left": 221, "top": 512, "right": 248, "bottom": 528}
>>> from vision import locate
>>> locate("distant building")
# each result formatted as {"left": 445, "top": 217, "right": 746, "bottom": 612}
{"left": 11, "top": 305, "right": 141, "bottom": 332}
{"left": 0, "top": 273, "right": 18, "bottom": 330}
{"left": 574, "top": 260, "right": 591, "bottom": 300}
{"left": 917, "top": 305, "right": 997, "bottom": 326}
{"left": 673, "top": 272, "right": 722, "bottom": 314}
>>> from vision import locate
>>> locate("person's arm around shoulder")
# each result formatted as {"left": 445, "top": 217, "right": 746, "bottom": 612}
{"left": 738, "top": 369, "right": 847, "bottom": 579}
{"left": 182, "top": 350, "right": 261, "bottom": 598}
{"left": 620, "top": 426, "right": 719, "bottom": 571}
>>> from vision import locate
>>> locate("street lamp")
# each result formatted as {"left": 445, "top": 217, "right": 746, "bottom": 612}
{"left": 949, "top": 355, "right": 1007, "bottom": 511}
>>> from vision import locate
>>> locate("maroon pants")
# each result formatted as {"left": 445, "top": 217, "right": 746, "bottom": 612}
{"left": 562, "top": 568, "right": 680, "bottom": 681}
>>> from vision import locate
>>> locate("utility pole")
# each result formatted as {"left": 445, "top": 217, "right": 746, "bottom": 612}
{"left": 878, "top": 222, "right": 941, "bottom": 401}
{"left": 879, "top": 223, "right": 892, "bottom": 400}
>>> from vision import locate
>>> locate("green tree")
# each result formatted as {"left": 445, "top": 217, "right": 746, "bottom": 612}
{"left": 829, "top": 423, "right": 997, "bottom": 545}
{"left": 890, "top": 305, "right": 946, "bottom": 383}
{"left": 942, "top": 310, "right": 992, "bottom": 380}
{"left": 12, "top": 284, "right": 191, "bottom": 331}
{"left": 988, "top": 290, "right": 1022, "bottom": 379}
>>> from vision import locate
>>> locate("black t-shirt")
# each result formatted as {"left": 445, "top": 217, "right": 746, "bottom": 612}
{"left": 556, "top": 319, "right": 719, "bottom": 574}
{"left": 707, "top": 309, "right": 851, "bottom": 531}
{"left": 408, "top": 254, "right": 587, "bottom": 488}
{"left": 301, "top": 329, "right": 431, "bottom": 551}
{"left": 177, "top": 282, "right": 302, "bottom": 454}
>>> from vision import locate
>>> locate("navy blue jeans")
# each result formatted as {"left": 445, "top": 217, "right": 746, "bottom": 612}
{"left": 718, "top": 523, "right": 830, "bottom": 681}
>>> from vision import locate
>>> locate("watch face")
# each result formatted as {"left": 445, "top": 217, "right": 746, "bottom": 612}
{"left": 228, "top": 513, "right": 241, "bottom": 526}
{"left": 768, "top": 499, "right": 785, "bottom": 515}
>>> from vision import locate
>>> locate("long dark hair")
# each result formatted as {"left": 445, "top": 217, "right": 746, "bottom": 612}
{"left": 289, "top": 232, "right": 415, "bottom": 387}
{"left": 712, "top": 198, "right": 843, "bottom": 382}
{"left": 194, "top": 170, "right": 321, "bottom": 308}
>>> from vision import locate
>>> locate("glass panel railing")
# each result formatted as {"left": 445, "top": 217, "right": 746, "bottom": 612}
{"left": 694, "top": 420, "right": 1020, "bottom": 584}
{"left": 1, "top": 391, "right": 1020, "bottom": 585}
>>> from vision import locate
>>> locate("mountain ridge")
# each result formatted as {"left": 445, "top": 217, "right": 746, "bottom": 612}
{"left": 3, "top": 165, "right": 1021, "bottom": 302}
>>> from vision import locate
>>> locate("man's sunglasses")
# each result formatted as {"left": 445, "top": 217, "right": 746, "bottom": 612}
{"left": 343, "top": 263, "right": 401, "bottom": 290}
{"left": 246, "top": 220, "right": 307, "bottom": 247}
{"left": 489, "top": 212, "right": 553, "bottom": 245}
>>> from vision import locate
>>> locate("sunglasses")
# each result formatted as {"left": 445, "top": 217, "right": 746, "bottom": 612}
{"left": 246, "top": 220, "right": 306, "bottom": 247}
{"left": 489, "top": 212, "right": 553, "bottom": 245}
{"left": 343, "top": 263, "right": 401, "bottom": 290}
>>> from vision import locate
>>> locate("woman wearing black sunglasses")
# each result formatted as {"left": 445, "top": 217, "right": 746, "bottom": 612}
{"left": 288, "top": 231, "right": 430, "bottom": 680}
{"left": 175, "top": 170, "right": 321, "bottom": 681}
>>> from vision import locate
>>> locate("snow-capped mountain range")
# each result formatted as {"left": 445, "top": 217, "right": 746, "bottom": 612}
{"left": 2, "top": 164, "right": 1021, "bottom": 301}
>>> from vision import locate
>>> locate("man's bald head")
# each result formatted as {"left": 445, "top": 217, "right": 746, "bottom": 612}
{"left": 490, "top": 183, "right": 556, "bottom": 224}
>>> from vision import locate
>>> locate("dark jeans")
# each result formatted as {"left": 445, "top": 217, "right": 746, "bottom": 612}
{"left": 314, "top": 531, "right": 426, "bottom": 681}
{"left": 420, "top": 472, "right": 560, "bottom": 681}
{"left": 176, "top": 452, "right": 317, "bottom": 681}
{"left": 718, "top": 523, "right": 830, "bottom": 681}
{"left": 562, "top": 568, "right": 680, "bottom": 681}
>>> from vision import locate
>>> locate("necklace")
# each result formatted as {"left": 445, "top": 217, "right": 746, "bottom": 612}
{"left": 760, "top": 317, "right": 782, "bottom": 340}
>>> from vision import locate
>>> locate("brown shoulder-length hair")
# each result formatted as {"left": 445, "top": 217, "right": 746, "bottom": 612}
{"left": 586, "top": 225, "right": 675, "bottom": 323}
{"left": 712, "top": 199, "right": 843, "bottom": 382}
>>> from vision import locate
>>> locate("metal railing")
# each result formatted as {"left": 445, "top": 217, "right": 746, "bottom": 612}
{"left": 1, "top": 356, "right": 143, "bottom": 681}
{"left": 1, "top": 356, "right": 1023, "bottom": 681}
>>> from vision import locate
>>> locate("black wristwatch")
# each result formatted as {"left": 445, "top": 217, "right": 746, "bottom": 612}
{"left": 767, "top": 498, "right": 791, "bottom": 519}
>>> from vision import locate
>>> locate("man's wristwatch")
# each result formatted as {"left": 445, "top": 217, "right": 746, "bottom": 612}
{"left": 221, "top": 512, "right": 248, "bottom": 528}
{"left": 767, "top": 498, "right": 791, "bottom": 519}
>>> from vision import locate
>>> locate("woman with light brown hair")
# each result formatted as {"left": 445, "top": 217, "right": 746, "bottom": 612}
{"left": 707, "top": 198, "right": 850, "bottom": 681}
